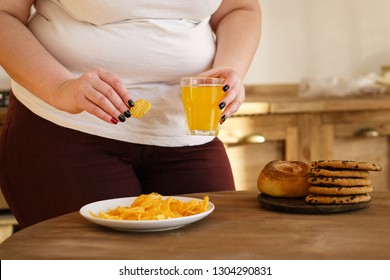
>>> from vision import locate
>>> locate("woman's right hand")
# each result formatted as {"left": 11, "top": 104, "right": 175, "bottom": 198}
{"left": 54, "top": 68, "right": 133, "bottom": 124}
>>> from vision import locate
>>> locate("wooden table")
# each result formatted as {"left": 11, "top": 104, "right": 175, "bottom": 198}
{"left": 0, "top": 190, "right": 389, "bottom": 260}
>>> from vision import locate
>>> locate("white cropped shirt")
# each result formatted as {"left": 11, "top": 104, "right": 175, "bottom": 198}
{"left": 12, "top": 0, "right": 222, "bottom": 146}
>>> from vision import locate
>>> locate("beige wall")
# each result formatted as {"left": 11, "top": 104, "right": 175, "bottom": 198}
{"left": 245, "top": 0, "right": 390, "bottom": 84}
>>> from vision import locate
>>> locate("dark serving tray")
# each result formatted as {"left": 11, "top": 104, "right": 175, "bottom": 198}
{"left": 258, "top": 193, "right": 371, "bottom": 214}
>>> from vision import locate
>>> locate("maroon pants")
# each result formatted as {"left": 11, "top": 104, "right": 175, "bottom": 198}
{"left": 0, "top": 94, "right": 235, "bottom": 228}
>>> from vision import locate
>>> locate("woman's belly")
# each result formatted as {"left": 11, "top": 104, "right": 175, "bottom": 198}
{"left": 29, "top": 0, "right": 217, "bottom": 84}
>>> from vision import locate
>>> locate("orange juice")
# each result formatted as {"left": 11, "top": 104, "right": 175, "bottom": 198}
{"left": 181, "top": 78, "right": 225, "bottom": 136}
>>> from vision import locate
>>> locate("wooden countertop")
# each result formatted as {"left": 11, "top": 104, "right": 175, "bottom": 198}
{"left": 0, "top": 190, "right": 389, "bottom": 260}
{"left": 237, "top": 84, "right": 390, "bottom": 116}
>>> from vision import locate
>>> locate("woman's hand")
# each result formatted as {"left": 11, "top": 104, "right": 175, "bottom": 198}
{"left": 54, "top": 68, "right": 134, "bottom": 124}
{"left": 198, "top": 67, "right": 245, "bottom": 123}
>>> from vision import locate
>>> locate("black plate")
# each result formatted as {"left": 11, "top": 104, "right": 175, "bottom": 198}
{"left": 258, "top": 194, "right": 371, "bottom": 214}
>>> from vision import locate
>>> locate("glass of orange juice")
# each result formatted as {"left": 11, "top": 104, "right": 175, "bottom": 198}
{"left": 181, "top": 77, "right": 226, "bottom": 136}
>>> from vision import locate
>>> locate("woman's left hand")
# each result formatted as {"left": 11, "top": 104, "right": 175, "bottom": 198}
{"left": 198, "top": 67, "right": 245, "bottom": 123}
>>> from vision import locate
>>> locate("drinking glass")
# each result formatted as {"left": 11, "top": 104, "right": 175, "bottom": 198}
{"left": 181, "top": 77, "right": 225, "bottom": 136}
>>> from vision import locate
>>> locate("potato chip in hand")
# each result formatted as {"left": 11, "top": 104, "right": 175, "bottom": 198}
{"left": 130, "top": 99, "right": 152, "bottom": 118}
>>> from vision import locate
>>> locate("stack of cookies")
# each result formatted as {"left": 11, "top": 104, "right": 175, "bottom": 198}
{"left": 305, "top": 160, "right": 382, "bottom": 205}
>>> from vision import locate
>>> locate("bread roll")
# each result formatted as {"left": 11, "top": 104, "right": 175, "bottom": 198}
{"left": 257, "top": 160, "right": 310, "bottom": 198}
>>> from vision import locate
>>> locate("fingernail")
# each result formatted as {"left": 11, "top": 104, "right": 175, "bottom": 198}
{"left": 124, "top": 110, "right": 131, "bottom": 118}
{"left": 118, "top": 114, "right": 126, "bottom": 122}
{"left": 223, "top": 85, "right": 230, "bottom": 92}
{"left": 219, "top": 102, "right": 226, "bottom": 110}
{"left": 220, "top": 115, "right": 227, "bottom": 124}
{"left": 128, "top": 99, "right": 135, "bottom": 107}
{"left": 111, "top": 117, "right": 118, "bottom": 125}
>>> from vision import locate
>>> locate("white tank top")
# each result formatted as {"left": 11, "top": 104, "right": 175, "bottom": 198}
{"left": 12, "top": 0, "right": 222, "bottom": 146}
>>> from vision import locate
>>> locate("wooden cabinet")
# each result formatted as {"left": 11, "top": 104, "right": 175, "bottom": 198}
{"left": 219, "top": 85, "right": 390, "bottom": 192}
{"left": 219, "top": 113, "right": 299, "bottom": 191}
{"left": 317, "top": 110, "right": 389, "bottom": 192}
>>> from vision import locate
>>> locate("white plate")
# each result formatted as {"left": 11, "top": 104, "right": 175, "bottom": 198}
{"left": 79, "top": 196, "right": 215, "bottom": 232}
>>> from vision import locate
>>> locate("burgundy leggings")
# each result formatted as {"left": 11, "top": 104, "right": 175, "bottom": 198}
{"left": 0, "top": 94, "right": 235, "bottom": 228}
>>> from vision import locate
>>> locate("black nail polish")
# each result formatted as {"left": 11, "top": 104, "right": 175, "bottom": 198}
{"left": 124, "top": 110, "right": 131, "bottom": 118}
{"left": 219, "top": 102, "right": 226, "bottom": 110}
{"left": 118, "top": 114, "right": 126, "bottom": 122}
{"left": 223, "top": 85, "right": 230, "bottom": 92}
{"left": 128, "top": 99, "right": 135, "bottom": 107}
{"left": 220, "top": 115, "right": 227, "bottom": 124}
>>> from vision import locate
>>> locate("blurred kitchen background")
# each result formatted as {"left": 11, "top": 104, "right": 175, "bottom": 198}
{"left": 1, "top": 0, "right": 390, "bottom": 240}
